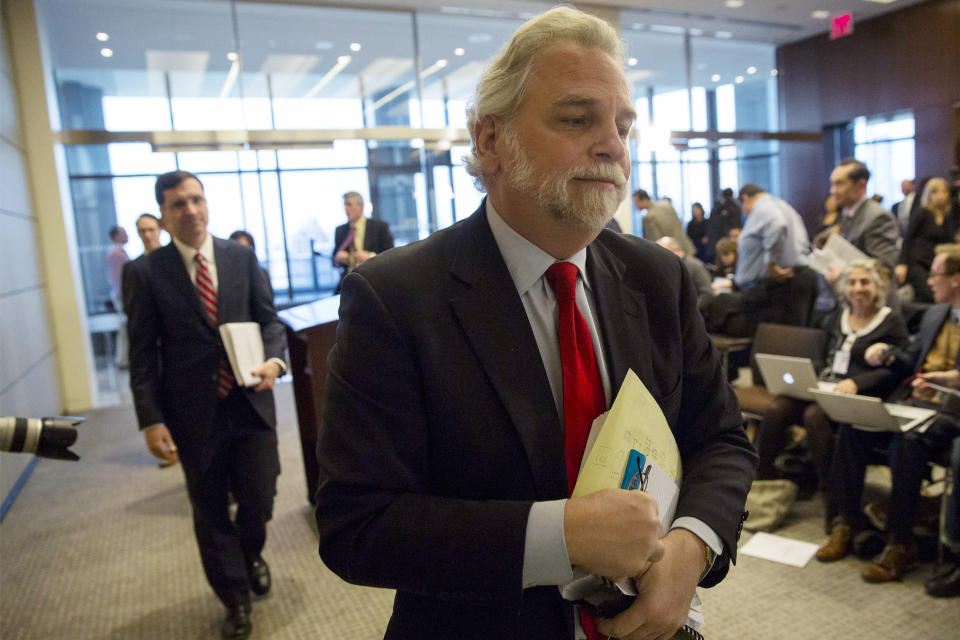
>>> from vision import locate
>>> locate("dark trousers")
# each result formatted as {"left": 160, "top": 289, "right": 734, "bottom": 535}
{"left": 742, "top": 266, "right": 818, "bottom": 328}
{"left": 831, "top": 416, "right": 960, "bottom": 535}
{"left": 181, "top": 390, "right": 280, "bottom": 608}
{"left": 755, "top": 396, "right": 835, "bottom": 490}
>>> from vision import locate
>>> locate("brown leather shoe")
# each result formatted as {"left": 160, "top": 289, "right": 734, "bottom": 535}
{"left": 816, "top": 519, "right": 852, "bottom": 562}
{"left": 861, "top": 540, "right": 918, "bottom": 583}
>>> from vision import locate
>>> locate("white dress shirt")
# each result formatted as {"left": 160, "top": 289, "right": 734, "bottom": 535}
{"left": 483, "top": 201, "right": 721, "bottom": 600}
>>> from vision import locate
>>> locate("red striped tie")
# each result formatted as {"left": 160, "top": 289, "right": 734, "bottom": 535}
{"left": 194, "top": 253, "right": 235, "bottom": 399}
{"left": 545, "top": 262, "right": 608, "bottom": 640}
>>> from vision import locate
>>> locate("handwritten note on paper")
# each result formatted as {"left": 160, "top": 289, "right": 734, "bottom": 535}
{"left": 572, "top": 369, "right": 681, "bottom": 498}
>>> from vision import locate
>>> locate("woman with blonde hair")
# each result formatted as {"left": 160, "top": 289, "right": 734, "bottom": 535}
{"left": 895, "top": 177, "right": 960, "bottom": 302}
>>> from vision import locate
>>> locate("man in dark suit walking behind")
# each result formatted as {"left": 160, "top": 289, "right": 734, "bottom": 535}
{"left": 126, "top": 170, "right": 287, "bottom": 639}
{"left": 315, "top": 7, "right": 755, "bottom": 640}
{"left": 332, "top": 190, "right": 393, "bottom": 292}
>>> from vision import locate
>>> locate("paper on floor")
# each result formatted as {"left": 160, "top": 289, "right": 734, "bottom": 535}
{"left": 740, "top": 531, "right": 820, "bottom": 567}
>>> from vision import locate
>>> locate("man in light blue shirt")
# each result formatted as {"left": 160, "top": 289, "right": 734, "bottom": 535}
{"left": 734, "top": 183, "right": 816, "bottom": 328}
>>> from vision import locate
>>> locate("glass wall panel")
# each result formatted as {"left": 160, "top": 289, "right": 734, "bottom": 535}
{"left": 41, "top": 0, "right": 238, "bottom": 131}
{"left": 450, "top": 144, "right": 484, "bottom": 222}
{"left": 854, "top": 112, "right": 916, "bottom": 207}
{"left": 278, "top": 168, "right": 370, "bottom": 294}
{"left": 691, "top": 36, "right": 779, "bottom": 198}
{"left": 107, "top": 143, "right": 176, "bottom": 177}
{"left": 414, "top": 12, "right": 527, "bottom": 129}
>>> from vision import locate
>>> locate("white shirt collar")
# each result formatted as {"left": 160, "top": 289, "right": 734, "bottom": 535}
{"left": 842, "top": 195, "right": 868, "bottom": 219}
{"left": 172, "top": 232, "right": 213, "bottom": 268}
{"left": 484, "top": 199, "right": 590, "bottom": 295}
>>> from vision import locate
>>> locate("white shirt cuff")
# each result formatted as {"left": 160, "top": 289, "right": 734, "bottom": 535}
{"left": 671, "top": 516, "right": 723, "bottom": 574}
{"left": 267, "top": 357, "right": 288, "bottom": 376}
{"left": 521, "top": 499, "right": 574, "bottom": 588}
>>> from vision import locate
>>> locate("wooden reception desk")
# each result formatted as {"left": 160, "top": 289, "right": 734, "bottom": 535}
{"left": 278, "top": 295, "right": 340, "bottom": 505}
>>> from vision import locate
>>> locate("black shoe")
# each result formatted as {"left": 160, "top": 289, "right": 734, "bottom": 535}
{"left": 221, "top": 604, "right": 252, "bottom": 639}
{"left": 246, "top": 554, "right": 271, "bottom": 596}
{"left": 925, "top": 563, "right": 960, "bottom": 598}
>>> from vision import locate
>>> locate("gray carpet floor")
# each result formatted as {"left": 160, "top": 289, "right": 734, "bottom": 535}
{"left": 2, "top": 382, "right": 958, "bottom": 639}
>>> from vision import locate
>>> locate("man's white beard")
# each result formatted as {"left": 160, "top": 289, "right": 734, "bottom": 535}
{"left": 501, "top": 129, "right": 627, "bottom": 232}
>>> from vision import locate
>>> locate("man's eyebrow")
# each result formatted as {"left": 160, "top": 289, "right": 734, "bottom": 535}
{"left": 552, "top": 95, "right": 596, "bottom": 108}
{"left": 552, "top": 95, "right": 638, "bottom": 121}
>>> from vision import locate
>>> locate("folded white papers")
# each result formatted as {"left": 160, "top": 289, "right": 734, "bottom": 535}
{"left": 808, "top": 233, "right": 868, "bottom": 277}
{"left": 740, "top": 531, "right": 820, "bottom": 567}
{"left": 219, "top": 322, "right": 265, "bottom": 387}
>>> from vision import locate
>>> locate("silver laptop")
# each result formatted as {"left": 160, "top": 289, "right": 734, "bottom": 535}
{"left": 807, "top": 388, "right": 937, "bottom": 432}
{"left": 755, "top": 354, "right": 836, "bottom": 401}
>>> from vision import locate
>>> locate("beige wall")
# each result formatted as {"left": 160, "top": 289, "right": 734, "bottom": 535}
{"left": 5, "top": 0, "right": 93, "bottom": 416}
{"left": 0, "top": 1, "right": 64, "bottom": 503}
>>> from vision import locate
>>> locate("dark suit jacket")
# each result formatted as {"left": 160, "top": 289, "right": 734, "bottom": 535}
{"left": 889, "top": 303, "right": 954, "bottom": 386}
{"left": 315, "top": 203, "right": 756, "bottom": 639}
{"left": 126, "top": 237, "right": 286, "bottom": 466}
{"left": 333, "top": 217, "right": 394, "bottom": 264}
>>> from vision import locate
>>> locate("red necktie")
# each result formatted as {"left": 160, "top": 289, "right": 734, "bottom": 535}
{"left": 545, "top": 262, "right": 607, "bottom": 640}
{"left": 194, "top": 253, "right": 235, "bottom": 399}
{"left": 545, "top": 262, "right": 606, "bottom": 495}
{"left": 336, "top": 227, "right": 357, "bottom": 257}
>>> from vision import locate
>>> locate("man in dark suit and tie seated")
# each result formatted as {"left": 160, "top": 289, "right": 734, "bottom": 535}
{"left": 332, "top": 190, "right": 394, "bottom": 292}
{"left": 126, "top": 170, "right": 287, "bottom": 639}
{"left": 315, "top": 8, "right": 756, "bottom": 640}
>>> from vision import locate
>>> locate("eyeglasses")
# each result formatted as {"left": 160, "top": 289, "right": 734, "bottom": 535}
{"left": 930, "top": 271, "right": 950, "bottom": 278}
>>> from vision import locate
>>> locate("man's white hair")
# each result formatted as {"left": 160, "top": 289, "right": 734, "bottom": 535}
{"left": 462, "top": 6, "right": 626, "bottom": 191}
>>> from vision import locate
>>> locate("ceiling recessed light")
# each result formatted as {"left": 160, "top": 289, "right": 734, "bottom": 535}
{"left": 725, "top": 0, "right": 744, "bottom": 8}
{"left": 337, "top": 55, "right": 352, "bottom": 64}
{"left": 349, "top": 42, "right": 362, "bottom": 52}
{"left": 771, "top": 69, "right": 779, "bottom": 76}
{"left": 735, "top": 75, "right": 744, "bottom": 83}
{"left": 628, "top": 57, "right": 638, "bottom": 66}
{"left": 454, "top": 47, "right": 465, "bottom": 56}
{"left": 96, "top": 32, "right": 109, "bottom": 42}
{"left": 811, "top": 10, "right": 830, "bottom": 19}
{"left": 100, "top": 48, "right": 114, "bottom": 58}
{"left": 746, "top": 66, "right": 757, "bottom": 74}
{"left": 711, "top": 74, "right": 721, "bottom": 82}
{"left": 715, "top": 31, "right": 733, "bottom": 39}
{"left": 226, "top": 52, "right": 238, "bottom": 61}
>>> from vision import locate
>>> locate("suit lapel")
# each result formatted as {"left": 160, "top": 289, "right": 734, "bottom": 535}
{"left": 587, "top": 241, "right": 652, "bottom": 396}
{"left": 448, "top": 208, "right": 566, "bottom": 498}
{"left": 155, "top": 243, "right": 213, "bottom": 330}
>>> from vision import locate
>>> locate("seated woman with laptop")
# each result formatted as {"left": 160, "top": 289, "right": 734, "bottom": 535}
{"left": 753, "top": 259, "right": 909, "bottom": 494}
{"left": 817, "top": 249, "right": 960, "bottom": 584}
